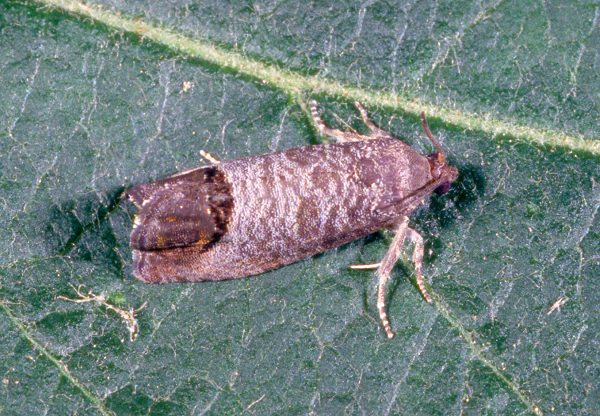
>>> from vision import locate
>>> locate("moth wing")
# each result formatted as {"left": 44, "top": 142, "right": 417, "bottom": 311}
{"left": 125, "top": 166, "right": 233, "bottom": 251}
{"left": 123, "top": 166, "right": 214, "bottom": 208}
{"left": 132, "top": 246, "right": 206, "bottom": 283}
{"left": 130, "top": 184, "right": 220, "bottom": 250}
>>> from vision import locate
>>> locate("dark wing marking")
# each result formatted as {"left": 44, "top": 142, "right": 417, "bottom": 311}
{"left": 124, "top": 166, "right": 233, "bottom": 252}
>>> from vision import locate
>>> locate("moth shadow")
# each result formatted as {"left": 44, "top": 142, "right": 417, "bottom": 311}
{"left": 414, "top": 162, "right": 485, "bottom": 261}
{"left": 41, "top": 186, "right": 130, "bottom": 276}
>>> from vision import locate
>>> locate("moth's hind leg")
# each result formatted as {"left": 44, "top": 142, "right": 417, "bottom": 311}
{"left": 374, "top": 216, "right": 431, "bottom": 339}
{"left": 310, "top": 100, "right": 373, "bottom": 143}
{"left": 200, "top": 150, "right": 219, "bottom": 164}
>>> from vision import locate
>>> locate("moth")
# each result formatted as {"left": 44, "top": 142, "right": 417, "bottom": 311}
{"left": 124, "top": 101, "right": 458, "bottom": 338}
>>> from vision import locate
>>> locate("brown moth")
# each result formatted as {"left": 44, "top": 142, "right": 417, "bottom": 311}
{"left": 124, "top": 101, "right": 458, "bottom": 338}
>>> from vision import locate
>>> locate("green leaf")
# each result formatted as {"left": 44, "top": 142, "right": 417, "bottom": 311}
{"left": 1, "top": 1, "right": 599, "bottom": 415}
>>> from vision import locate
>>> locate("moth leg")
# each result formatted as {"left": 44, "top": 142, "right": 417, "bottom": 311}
{"left": 200, "top": 150, "right": 220, "bottom": 164}
{"left": 376, "top": 216, "right": 409, "bottom": 339}
{"left": 353, "top": 101, "right": 393, "bottom": 139}
{"left": 376, "top": 217, "right": 431, "bottom": 338}
{"left": 405, "top": 226, "right": 430, "bottom": 303}
{"left": 310, "top": 100, "right": 369, "bottom": 143}
{"left": 350, "top": 262, "right": 381, "bottom": 269}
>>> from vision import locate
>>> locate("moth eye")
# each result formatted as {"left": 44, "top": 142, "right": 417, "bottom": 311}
{"left": 434, "top": 182, "right": 451, "bottom": 195}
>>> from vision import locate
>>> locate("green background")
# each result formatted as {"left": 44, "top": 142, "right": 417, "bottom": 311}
{"left": 1, "top": 0, "right": 599, "bottom": 415}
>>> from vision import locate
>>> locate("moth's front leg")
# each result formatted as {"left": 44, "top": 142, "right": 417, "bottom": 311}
{"left": 375, "top": 216, "right": 430, "bottom": 339}
{"left": 309, "top": 100, "right": 394, "bottom": 143}
{"left": 375, "top": 217, "right": 408, "bottom": 339}
{"left": 405, "top": 226, "right": 428, "bottom": 303}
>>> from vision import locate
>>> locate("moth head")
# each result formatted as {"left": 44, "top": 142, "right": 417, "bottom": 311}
{"left": 421, "top": 112, "right": 459, "bottom": 194}
{"left": 433, "top": 180, "right": 452, "bottom": 195}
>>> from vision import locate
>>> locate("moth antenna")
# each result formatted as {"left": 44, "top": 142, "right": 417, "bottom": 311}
{"left": 420, "top": 112, "right": 445, "bottom": 164}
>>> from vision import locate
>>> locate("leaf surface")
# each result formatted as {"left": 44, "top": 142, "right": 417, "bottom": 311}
{"left": 1, "top": 1, "right": 599, "bottom": 415}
